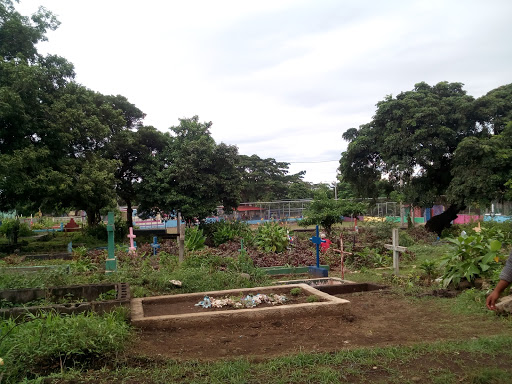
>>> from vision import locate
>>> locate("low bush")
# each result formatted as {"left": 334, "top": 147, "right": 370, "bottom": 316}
{"left": 254, "top": 222, "right": 289, "bottom": 253}
{"left": 200, "top": 220, "right": 253, "bottom": 247}
{"left": 185, "top": 226, "right": 206, "bottom": 251}
{"left": 0, "top": 310, "right": 131, "bottom": 383}
{"left": 440, "top": 232, "right": 504, "bottom": 288}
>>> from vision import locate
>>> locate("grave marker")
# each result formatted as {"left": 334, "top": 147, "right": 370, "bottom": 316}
{"left": 105, "top": 212, "right": 117, "bottom": 273}
{"left": 333, "top": 234, "right": 352, "bottom": 280}
{"left": 127, "top": 227, "right": 137, "bottom": 254}
{"left": 64, "top": 218, "right": 80, "bottom": 232}
{"left": 151, "top": 236, "right": 160, "bottom": 256}
{"left": 308, "top": 225, "right": 328, "bottom": 277}
{"left": 384, "top": 228, "right": 407, "bottom": 274}
{"left": 178, "top": 212, "right": 185, "bottom": 263}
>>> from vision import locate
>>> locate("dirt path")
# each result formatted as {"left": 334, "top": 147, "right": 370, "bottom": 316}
{"left": 128, "top": 290, "right": 512, "bottom": 361}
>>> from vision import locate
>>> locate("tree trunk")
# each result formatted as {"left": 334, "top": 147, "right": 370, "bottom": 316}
{"left": 126, "top": 200, "right": 133, "bottom": 228}
{"left": 86, "top": 209, "right": 100, "bottom": 227}
{"left": 425, "top": 204, "right": 465, "bottom": 237}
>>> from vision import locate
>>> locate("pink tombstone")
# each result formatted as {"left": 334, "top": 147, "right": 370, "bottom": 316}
{"left": 127, "top": 227, "right": 137, "bottom": 253}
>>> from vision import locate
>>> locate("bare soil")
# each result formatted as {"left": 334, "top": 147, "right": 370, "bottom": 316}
{"left": 128, "top": 289, "right": 511, "bottom": 361}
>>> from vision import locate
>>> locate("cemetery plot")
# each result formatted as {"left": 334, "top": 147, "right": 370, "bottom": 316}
{"left": 131, "top": 284, "right": 349, "bottom": 330}
{"left": 0, "top": 283, "right": 130, "bottom": 319}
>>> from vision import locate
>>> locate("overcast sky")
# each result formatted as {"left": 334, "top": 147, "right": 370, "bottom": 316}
{"left": 15, "top": 0, "right": 512, "bottom": 184}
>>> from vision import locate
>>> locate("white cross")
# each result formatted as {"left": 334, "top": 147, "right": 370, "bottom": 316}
{"left": 384, "top": 228, "right": 407, "bottom": 274}
{"left": 127, "top": 227, "right": 137, "bottom": 254}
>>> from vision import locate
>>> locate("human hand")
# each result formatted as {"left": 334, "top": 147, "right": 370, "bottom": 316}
{"left": 486, "top": 290, "right": 500, "bottom": 310}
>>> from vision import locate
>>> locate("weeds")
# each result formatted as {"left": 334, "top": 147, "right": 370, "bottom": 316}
{"left": 0, "top": 310, "right": 131, "bottom": 383}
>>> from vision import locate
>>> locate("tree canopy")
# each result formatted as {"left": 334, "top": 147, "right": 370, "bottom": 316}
{"left": 339, "top": 81, "right": 512, "bottom": 234}
{"left": 135, "top": 116, "right": 241, "bottom": 222}
{"left": 238, "top": 155, "right": 305, "bottom": 201}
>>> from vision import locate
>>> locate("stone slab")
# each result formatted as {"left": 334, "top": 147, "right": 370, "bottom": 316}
{"left": 308, "top": 266, "right": 329, "bottom": 277}
{"left": 131, "top": 283, "right": 349, "bottom": 330}
{"left": 496, "top": 295, "right": 512, "bottom": 314}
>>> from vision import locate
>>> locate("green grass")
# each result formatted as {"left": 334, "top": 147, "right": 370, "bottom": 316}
{"left": 1, "top": 224, "right": 511, "bottom": 383}
{"left": 0, "top": 309, "right": 131, "bottom": 384}
{"left": 30, "top": 336, "right": 512, "bottom": 383}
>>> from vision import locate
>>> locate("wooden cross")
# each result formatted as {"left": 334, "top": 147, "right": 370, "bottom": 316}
{"left": 384, "top": 228, "right": 407, "bottom": 274}
{"left": 333, "top": 233, "right": 352, "bottom": 280}
{"left": 127, "top": 227, "right": 137, "bottom": 254}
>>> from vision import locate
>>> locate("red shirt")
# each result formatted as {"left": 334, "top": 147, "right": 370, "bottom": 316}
{"left": 320, "top": 238, "right": 332, "bottom": 252}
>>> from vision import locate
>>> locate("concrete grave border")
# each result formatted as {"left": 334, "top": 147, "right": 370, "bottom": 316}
{"left": 0, "top": 283, "right": 130, "bottom": 320}
{"left": 131, "top": 283, "right": 349, "bottom": 330}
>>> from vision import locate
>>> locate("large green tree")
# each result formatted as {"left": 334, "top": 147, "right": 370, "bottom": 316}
{"left": 136, "top": 116, "right": 241, "bottom": 222}
{"left": 239, "top": 154, "right": 305, "bottom": 201}
{"left": 340, "top": 81, "right": 512, "bottom": 235}
{"left": 110, "top": 126, "right": 168, "bottom": 227}
{"left": 300, "top": 194, "right": 367, "bottom": 236}
{"left": 447, "top": 85, "right": 512, "bottom": 208}
{"left": 0, "top": 2, "right": 147, "bottom": 225}
{"left": 340, "top": 82, "right": 481, "bottom": 234}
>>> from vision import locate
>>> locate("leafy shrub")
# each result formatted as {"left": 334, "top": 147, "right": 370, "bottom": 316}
{"left": 419, "top": 259, "right": 438, "bottom": 284}
{"left": 290, "top": 287, "right": 302, "bottom": 296}
{"left": 201, "top": 220, "right": 253, "bottom": 247}
{"left": 398, "top": 232, "right": 415, "bottom": 247}
{"left": 84, "top": 211, "right": 127, "bottom": 241}
{"left": 254, "top": 222, "right": 289, "bottom": 253}
{"left": 0, "top": 310, "right": 131, "bottom": 383}
{"left": 405, "top": 226, "right": 438, "bottom": 244}
{"left": 185, "top": 226, "right": 206, "bottom": 251}
{"left": 440, "top": 232, "right": 504, "bottom": 288}
{"left": 30, "top": 217, "right": 56, "bottom": 230}
{"left": 0, "top": 218, "right": 32, "bottom": 244}
{"left": 347, "top": 247, "right": 391, "bottom": 269}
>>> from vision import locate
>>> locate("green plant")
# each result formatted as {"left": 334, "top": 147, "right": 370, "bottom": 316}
{"left": 290, "top": 287, "right": 302, "bottom": 296}
{"left": 185, "top": 227, "right": 206, "bottom": 251}
{"left": 201, "top": 220, "right": 253, "bottom": 247}
{"left": 254, "top": 222, "right": 289, "bottom": 253}
{"left": 84, "top": 211, "right": 127, "bottom": 241}
{"left": 72, "top": 246, "right": 88, "bottom": 259}
{"left": 306, "top": 295, "right": 319, "bottom": 303}
{"left": 97, "top": 289, "right": 117, "bottom": 301}
{"left": 440, "top": 233, "right": 503, "bottom": 288}
{"left": 348, "top": 247, "right": 390, "bottom": 269}
{"left": 419, "top": 259, "right": 438, "bottom": 285}
{"left": 0, "top": 310, "right": 131, "bottom": 382}
{"left": 30, "top": 217, "right": 55, "bottom": 230}
{"left": 0, "top": 218, "right": 32, "bottom": 245}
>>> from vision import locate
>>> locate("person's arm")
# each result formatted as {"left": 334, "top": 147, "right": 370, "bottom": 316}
{"left": 486, "top": 251, "right": 512, "bottom": 310}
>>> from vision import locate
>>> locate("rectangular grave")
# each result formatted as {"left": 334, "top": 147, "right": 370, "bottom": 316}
{"left": 0, "top": 283, "right": 130, "bottom": 320}
{"left": 131, "top": 283, "right": 349, "bottom": 330}
{"left": 277, "top": 278, "right": 387, "bottom": 295}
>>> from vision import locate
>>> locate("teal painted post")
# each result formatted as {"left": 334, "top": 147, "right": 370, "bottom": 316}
{"left": 105, "top": 212, "right": 117, "bottom": 273}
{"left": 309, "top": 225, "right": 325, "bottom": 268}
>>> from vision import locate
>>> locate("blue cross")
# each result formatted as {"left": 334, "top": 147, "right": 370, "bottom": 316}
{"left": 309, "top": 225, "right": 325, "bottom": 268}
{"left": 151, "top": 236, "right": 160, "bottom": 256}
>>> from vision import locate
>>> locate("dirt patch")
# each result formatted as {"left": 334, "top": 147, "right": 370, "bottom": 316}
{"left": 128, "top": 290, "right": 511, "bottom": 361}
